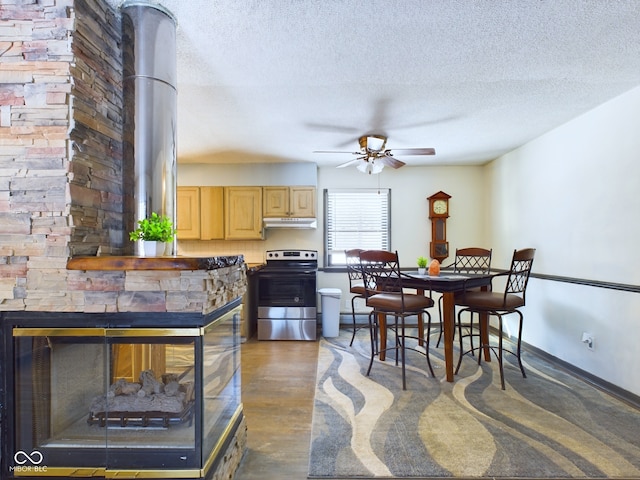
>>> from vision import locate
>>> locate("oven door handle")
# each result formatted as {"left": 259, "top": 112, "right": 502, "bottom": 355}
{"left": 259, "top": 270, "right": 317, "bottom": 276}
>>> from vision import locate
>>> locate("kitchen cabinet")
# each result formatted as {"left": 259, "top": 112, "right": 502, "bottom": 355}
{"left": 176, "top": 186, "right": 200, "bottom": 239}
{"left": 225, "top": 187, "right": 263, "bottom": 239}
{"left": 200, "top": 186, "right": 224, "bottom": 240}
{"left": 177, "top": 186, "right": 224, "bottom": 240}
{"left": 263, "top": 186, "right": 315, "bottom": 218}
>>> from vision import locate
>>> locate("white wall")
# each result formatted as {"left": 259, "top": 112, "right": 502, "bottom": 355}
{"left": 179, "top": 162, "right": 317, "bottom": 186}
{"left": 486, "top": 85, "right": 640, "bottom": 396}
{"left": 316, "top": 164, "right": 487, "bottom": 311}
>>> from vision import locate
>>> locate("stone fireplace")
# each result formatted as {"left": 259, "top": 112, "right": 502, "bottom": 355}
{"left": 0, "top": 1, "right": 247, "bottom": 479}
{"left": 2, "top": 256, "right": 248, "bottom": 479}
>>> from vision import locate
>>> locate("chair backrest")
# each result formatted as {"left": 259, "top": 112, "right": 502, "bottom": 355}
{"left": 453, "top": 247, "right": 492, "bottom": 274}
{"left": 504, "top": 248, "right": 536, "bottom": 302}
{"left": 345, "top": 249, "right": 364, "bottom": 286}
{"left": 358, "top": 250, "right": 403, "bottom": 299}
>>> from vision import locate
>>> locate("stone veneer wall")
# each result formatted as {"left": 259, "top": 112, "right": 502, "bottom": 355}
{"left": 69, "top": 0, "right": 128, "bottom": 257}
{"left": 1, "top": 0, "right": 128, "bottom": 311}
{"left": 67, "top": 264, "right": 247, "bottom": 314}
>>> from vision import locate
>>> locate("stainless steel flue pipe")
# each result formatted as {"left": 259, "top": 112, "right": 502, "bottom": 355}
{"left": 122, "top": 1, "right": 177, "bottom": 255}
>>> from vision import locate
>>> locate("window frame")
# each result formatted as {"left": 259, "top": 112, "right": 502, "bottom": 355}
{"left": 323, "top": 188, "right": 391, "bottom": 268}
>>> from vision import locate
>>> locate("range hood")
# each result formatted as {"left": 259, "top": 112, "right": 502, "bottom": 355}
{"left": 263, "top": 217, "right": 317, "bottom": 229}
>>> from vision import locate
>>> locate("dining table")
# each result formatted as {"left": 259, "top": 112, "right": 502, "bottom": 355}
{"left": 386, "top": 270, "right": 495, "bottom": 382}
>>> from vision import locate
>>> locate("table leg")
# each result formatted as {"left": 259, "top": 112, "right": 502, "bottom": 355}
{"left": 413, "top": 289, "right": 427, "bottom": 348}
{"left": 378, "top": 313, "right": 423, "bottom": 360}
{"left": 479, "top": 285, "right": 491, "bottom": 361}
{"left": 442, "top": 291, "right": 455, "bottom": 382}
{"left": 417, "top": 313, "right": 425, "bottom": 347}
{"left": 479, "top": 311, "right": 491, "bottom": 361}
{"left": 378, "top": 312, "right": 386, "bottom": 361}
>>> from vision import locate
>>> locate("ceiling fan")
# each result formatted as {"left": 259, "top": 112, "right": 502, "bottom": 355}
{"left": 314, "top": 135, "right": 436, "bottom": 174}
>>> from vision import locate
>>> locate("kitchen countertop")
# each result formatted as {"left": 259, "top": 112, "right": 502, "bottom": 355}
{"left": 67, "top": 255, "right": 245, "bottom": 271}
{"left": 246, "top": 263, "right": 266, "bottom": 273}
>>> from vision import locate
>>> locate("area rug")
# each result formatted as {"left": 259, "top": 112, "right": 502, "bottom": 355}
{"left": 308, "top": 330, "right": 640, "bottom": 479}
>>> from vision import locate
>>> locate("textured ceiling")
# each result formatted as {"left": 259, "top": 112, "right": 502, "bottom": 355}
{"left": 109, "top": 0, "right": 640, "bottom": 168}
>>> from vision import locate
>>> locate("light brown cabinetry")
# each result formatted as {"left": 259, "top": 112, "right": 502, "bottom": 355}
{"left": 263, "top": 186, "right": 315, "bottom": 218}
{"left": 200, "top": 186, "right": 224, "bottom": 240}
{"left": 176, "top": 187, "right": 200, "bottom": 239}
{"left": 177, "top": 186, "right": 225, "bottom": 240}
{"left": 225, "top": 186, "right": 263, "bottom": 239}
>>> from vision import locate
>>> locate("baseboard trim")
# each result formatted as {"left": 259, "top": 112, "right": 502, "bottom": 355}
{"left": 521, "top": 341, "right": 640, "bottom": 410}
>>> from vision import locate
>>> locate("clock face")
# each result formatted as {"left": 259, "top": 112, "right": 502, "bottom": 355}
{"left": 433, "top": 199, "right": 448, "bottom": 215}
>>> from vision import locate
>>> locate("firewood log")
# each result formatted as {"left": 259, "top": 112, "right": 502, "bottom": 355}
{"left": 162, "top": 373, "right": 179, "bottom": 384}
{"left": 164, "top": 380, "right": 180, "bottom": 396}
{"left": 107, "top": 378, "right": 141, "bottom": 397}
{"left": 139, "top": 369, "right": 164, "bottom": 395}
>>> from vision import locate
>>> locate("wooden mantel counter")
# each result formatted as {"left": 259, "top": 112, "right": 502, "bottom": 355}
{"left": 67, "top": 255, "right": 245, "bottom": 271}
{"left": 63, "top": 255, "right": 247, "bottom": 316}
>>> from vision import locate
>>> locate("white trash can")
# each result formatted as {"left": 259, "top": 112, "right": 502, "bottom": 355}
{"left": 318, "top": 288, "right": 342, "bottom": 338}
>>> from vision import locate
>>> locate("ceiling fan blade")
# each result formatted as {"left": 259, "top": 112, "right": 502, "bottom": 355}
{"left": 313, "top": 150, "right": 361, "bottom": 155}
{"left": 388, "top": 148, "right": 436, "bottom": 156}
{"left": 379, "top": 156, "right": 406, "bottom": 169}
{"left": 336, "top": 158, "right": 362, "bottom": 168}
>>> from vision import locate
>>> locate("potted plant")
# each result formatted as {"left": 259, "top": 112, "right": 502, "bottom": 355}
{"left": 417, "top": 256, "right": 428, "bottom": 275}
{"left": 129, "top": 212, "right": 175, "bottom": 256}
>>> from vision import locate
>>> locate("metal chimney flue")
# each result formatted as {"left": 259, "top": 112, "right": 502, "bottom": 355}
{"left": 122, "top": 0, "right": 177, "bottom": 255}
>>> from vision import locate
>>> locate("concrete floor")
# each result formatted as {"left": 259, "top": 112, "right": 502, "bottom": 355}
{"left": 234, "top": 337, "right": 319, "bottom": 480}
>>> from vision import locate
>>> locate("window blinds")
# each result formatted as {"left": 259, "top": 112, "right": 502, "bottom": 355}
{"left": 325, "top": 188, "right": 390, "bottom": 266}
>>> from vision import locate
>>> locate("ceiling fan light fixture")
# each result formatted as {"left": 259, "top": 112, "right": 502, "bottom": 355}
{"left": 356, "top": 160, "right": 384, "bottom": 174}
{"left": 323, "top": 134, "right": 433, "bottom": 172}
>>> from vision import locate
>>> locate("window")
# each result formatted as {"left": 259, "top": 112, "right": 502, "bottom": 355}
{"left": 324, "top": 188, "right": 390, "bottom": 267}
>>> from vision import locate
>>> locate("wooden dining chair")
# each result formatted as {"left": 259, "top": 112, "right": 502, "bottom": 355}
{"left": 436, "top": 247, "right": 492, "bottom": 348}
{"left": 454, "top": 248, "right": 535, "bottom": 389}
{"left": 359, "top": 249, "right": 436, "bottom": 390}
{"left": 345, "top": 249, "right": 366, "bottom": 346}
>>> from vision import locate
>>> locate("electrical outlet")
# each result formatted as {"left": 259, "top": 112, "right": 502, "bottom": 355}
{"left": 581, "top": 332, "right": 594, "bottom": 351}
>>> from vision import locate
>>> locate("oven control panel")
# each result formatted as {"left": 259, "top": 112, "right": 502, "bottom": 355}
{"left": 265, "top": 249, "right": 317, "bottom": 260}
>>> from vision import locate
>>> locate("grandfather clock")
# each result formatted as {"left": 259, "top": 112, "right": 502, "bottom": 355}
{"left": 427, "top": 191, "right": 451, "bottom": 263}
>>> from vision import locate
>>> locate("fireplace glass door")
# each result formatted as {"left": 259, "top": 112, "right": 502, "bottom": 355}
{"left": 6, "top": 305, "right": 241, "bottom": 478}
{"left": 14, "top": 329, "right": 200, "bottom": 471}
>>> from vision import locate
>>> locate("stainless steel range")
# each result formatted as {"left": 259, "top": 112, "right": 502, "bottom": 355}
{"left": 257, "top": 249, "right": 318, "bottom": 341}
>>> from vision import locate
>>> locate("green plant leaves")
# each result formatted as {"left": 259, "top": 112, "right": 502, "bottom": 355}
{"left": 129, "top": 212, "right": 175, "bottom": 242}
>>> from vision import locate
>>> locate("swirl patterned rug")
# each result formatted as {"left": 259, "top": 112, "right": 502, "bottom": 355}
{"left": 308, "top": 330, "right": 640, "bottom": 479}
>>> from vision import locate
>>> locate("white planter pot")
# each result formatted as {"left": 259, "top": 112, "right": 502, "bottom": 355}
{"left": 142, "top": 241, "right": 166, "bottom": 257}
{"left": 418, "top": 267, "right": 426, "bottom": 275}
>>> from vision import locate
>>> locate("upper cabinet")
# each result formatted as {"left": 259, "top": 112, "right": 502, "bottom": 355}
{"left": 200, "top": 186, "right": 224, "bottom": 240}
{"left": 263, "top": 186, "right": 315, "bottom": 218}
{"left": 177, "top": 186, "right": 224, "bottom": 240}
{"left": 176, "top": 187, "right": 200, "bottom": 239}
{"left": 225, "top": 187, "right": 263, "bottom": 240}
{"left": 290, "top": 187, "right": 316, "bottom": 217}
{"left": 178, "top": 185, "right": 314, "bottom": 241}
{"left": 263, "top": 187, "right": 288, "bottom": 217}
